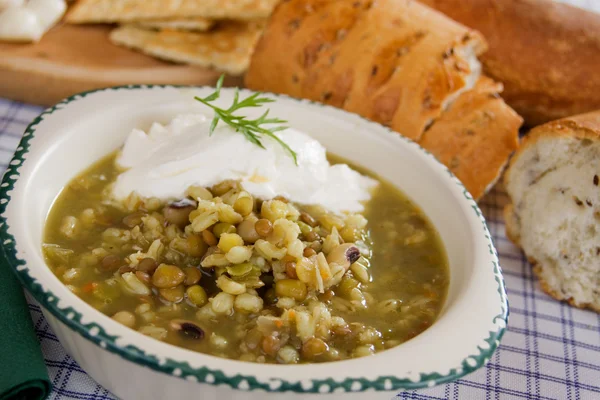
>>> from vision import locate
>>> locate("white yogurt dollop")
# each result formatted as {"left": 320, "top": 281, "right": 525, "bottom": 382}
{"left": 113, "top": 114, "right": 378, "bottom": 214}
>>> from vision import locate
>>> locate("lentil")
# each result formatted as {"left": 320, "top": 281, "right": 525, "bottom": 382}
{"left": 303, "top": 247, "right": 317, "bottom": 257}
{"left": 135, "top": 271, "right": 151, "bottom": 285}
{"left": 302, "top": 337, "right": 329, "bottom": 359}
{"left": 137, "top": 258, "right": 158, "bottom": 273}
{"left": 300, "top": 211, "right": 318, "bottom": 227}
{"left": 186, "top": 285, "right": 208, "bottom": 307}
{"left": 152, "top": 264, "right": 185, "bottom": 288}
{"left": 285, "top": 261, "right": 298, "bottom": 279}
{"left": 183, "top": 267, "right": 202, "bottom": 286}
{"left": 201, "top": 229, "right": 218, "bottom": 246}
{"left": 159, "top": 285, "right": 185, "bottom": 303}
{"left": 237, "top": 217, "right": 260, "bottom": 243}
{"left": 101, "top": 255, "right": 123, "bottom": 271}
{"left": 255, "top": 219, "right": 273, "bottom": 237}
{"left": 163, "top": 203, "right": 195, "bottom": 227}
{"left": 262, "top": 334, "right": 281, "bottom": 357}
{"left": 305, "top": 231, "right": 320, "bottom": 242}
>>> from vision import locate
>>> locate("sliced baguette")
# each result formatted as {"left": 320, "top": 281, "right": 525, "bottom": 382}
{"left": 245, "top": 0, "right": 487, "bottom": 141}
{"left": 420, "top": 77, "right": 521, "bottom": 200}
{"left": 246, "top": 0, "right": 522, "bottom": 198}
{"left": 504, "top": 111, "right": 600, "bottom": 312}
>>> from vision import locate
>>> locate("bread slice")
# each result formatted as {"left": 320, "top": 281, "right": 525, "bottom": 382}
{"left": 504, "top": 111, "right": 600, "bottom": 312}
{"left": 66, "top": 0, "right": 279, "bottom": 23}
{"left": 109, "top": 22, "right": 265, "bottom": 75}
{"left": 245, "top": 0, "right": 486, "bottom": 140}
{"left": 419, "top": 77, "right": 522, "bottom": 200}
{"left": 133, "top": 17, "right": 215, "bottom": 32}
{"left": 418, "top": 0, "right": 600, "bottom": 126}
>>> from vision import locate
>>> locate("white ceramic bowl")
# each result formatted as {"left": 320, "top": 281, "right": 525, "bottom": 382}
{"left": 0, "top": 85, "right": 508, "bottom": 400}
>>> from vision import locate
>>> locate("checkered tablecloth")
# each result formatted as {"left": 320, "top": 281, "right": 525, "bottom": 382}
{"left": 2, "top": 101, "right": 599, "bottom": 400}
{"left": 1, "top": 1, "right": 599, "bottom": 398}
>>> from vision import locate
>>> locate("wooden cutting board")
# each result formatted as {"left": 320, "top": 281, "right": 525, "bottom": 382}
{"left": 0, "top": 23, "right": 243, "bottom": 106}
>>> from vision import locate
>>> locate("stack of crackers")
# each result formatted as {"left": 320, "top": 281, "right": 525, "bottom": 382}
{"left": 65, "top": 0, "right": 280, "bottom": 75}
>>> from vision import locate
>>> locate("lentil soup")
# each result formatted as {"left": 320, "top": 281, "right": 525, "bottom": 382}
{"left": 43, "top": 153, "right": 449, "bottom": 364}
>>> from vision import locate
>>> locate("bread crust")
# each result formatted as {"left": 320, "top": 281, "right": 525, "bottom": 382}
{"left": 503, "top": 204, "right": 521, "bottom": 246}
{"left": 520, "top": 111, "right": 600, "bottom": 144}
{"left": 505, "top": 111, "right": 600, "bottom": 190}
{"left": 246, "top": 0, "right": 522, "bottom": 199}
{"left": 503, "top": 110, "right": 600, "bottom": 312}
{"left": 419, "top": 77, "right": 521, "bottom": 200}
{"left": 525, "top": 253, "right": 599, "bottom": 312}
{"left": 534, "top": 264, "right": 600, "bottom": 313}
{"left": 246, "top": 0, "right": 487, "bottom": 140}
{"left": 418, "top": 0, "right": 600, "bottom": 126}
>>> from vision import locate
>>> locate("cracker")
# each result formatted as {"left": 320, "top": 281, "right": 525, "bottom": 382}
{"left": 134, "top": 17, "right": 215, "bottom": 32}
{"left": 66, "top": 0, "right": 280, "bottom": 23}
{"left": 109, "top": 22, "right": 264, "bottom": 75}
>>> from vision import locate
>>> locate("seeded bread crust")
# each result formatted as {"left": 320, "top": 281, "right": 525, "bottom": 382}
{"left": 419, "top": 77, "right": 521, "bottom": 200}
{"left": 418, "top": 0, "right": 600, "bottom": 126}
{"left": 504, "top": 111, "right": 600, "bottom": 312}
{"left": 245, "top": 0, "right": 487, "bottom": 141}
{"left": 246, "top": 0, "right": 524, "bottom": 199}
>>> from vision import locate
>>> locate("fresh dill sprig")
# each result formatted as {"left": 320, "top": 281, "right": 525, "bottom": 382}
{"left": 194, "top": 75, "right": 298, "bottom": 165}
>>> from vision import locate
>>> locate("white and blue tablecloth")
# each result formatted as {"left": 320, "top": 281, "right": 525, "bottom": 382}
{"left": 1, "top": 1, "right": 599, "bottom": 398}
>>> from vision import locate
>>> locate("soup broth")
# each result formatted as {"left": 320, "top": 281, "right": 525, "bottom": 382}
{"left": 43, "top": 153, "right": 449, "bottom": 363}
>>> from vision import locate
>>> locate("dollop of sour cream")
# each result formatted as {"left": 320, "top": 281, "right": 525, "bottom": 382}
{"left": 113, "top": 114, "right": 379, "bottom": 214}
{"left": 0, "top": 0, "right": 66, "bottom": 42}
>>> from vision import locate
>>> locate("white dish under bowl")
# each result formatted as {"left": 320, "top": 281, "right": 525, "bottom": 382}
{"left": 0, "top": 85, "right": 508, "bottom": 400}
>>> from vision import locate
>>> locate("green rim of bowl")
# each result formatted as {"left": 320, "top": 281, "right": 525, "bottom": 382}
{"left": 0, "top": 85, "right": 509, "bottom": 394}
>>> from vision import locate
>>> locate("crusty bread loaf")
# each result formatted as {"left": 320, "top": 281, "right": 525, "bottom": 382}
{"left": 420, "top": 77, "right": 521, "bottom": 200}
{"left": 246, "top": 0, "right": 522, "bottom": 199}
{"left": 504, "top": 111, "right": 600, "bottom": 312}
{"left": 418, "top": 0, "right": 600, "bottom": 126}
{"left": 245, "top": 0, "right": 487, "bottom": 141}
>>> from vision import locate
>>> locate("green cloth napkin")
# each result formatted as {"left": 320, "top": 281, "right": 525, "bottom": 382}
{"left": 0, "top": 255, "right": 51, "bottom": 400}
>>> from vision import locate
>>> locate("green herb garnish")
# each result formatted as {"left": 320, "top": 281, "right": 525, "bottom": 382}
{"left": 195, "top": 75, "right": 298, "bottom": 165}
